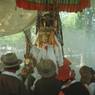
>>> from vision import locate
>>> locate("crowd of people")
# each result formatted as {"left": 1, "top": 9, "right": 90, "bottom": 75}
{"left": 0, "top": 52, "right": 95, "bottom": 95}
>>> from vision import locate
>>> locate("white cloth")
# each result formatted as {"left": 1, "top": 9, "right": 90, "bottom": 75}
{"left": 2, "top": 71, "right": 20, "bottom": 80}
{"left": 32, "top": 67, "right": 41, "bottom": 79}
{"left": 89, "top": 82, "right": 95, "bottom": 95}
{"left": 30, "top": 46, "right": 41, "bottom": 63}
{"left": 61, "top": 80, "right": 78, "bottom": 89}
{"left": 30, "top": 38, "right": 64, "bottom": 73}
{"left": 47, "top": 45, "right": 57, "bottom": 65}
{"left": 54, "top": 36, "right": 63, "bottom": 67}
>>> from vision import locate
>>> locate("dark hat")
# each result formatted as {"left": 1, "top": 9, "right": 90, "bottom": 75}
{"left": 1, "top": 53, "right": 22, "bottom": 68}
{"left": 79, "top": 65, "right": 92, "bottom": 75}
{"left": 37, "top": 59, "right": 56, "bottom": 78}
{"left": 79, "top": 65, "right": 92, "bottom": 84}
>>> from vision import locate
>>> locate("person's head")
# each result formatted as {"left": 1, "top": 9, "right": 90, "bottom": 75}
{"left": 1, "top": 52, "right": 22, "bottom": 72}
{"left": 79, "top": 65, "right": 92, "bottom": 84}
{"left": 92, "top": 72, "right": 95, "bottom": 81}
{"left": 37, "top": 59, "right": 56, "bottom": 78}
{"left": 90, "top": 68, "right": 95, "bottom": 82}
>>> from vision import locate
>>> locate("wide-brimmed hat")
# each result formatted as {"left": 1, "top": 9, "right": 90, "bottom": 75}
{"left": 1, "top": 53, "right": 22, "bottom": 68}
{"left": 37, "top": 59, "right": 56, "bottom": 78}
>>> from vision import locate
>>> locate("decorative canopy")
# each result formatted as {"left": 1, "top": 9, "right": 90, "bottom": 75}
{"left": 16, "top": 0, "right": 90, "bottom": 12}
{"left": 0, "top": 0, "right": 91, "bottom": 37}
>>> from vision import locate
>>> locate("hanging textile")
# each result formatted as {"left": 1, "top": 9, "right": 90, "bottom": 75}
{"left": 16, "top": 0, "right": 90, "bottom": 12}
{"left": 26, "top": 0, "right": 80, "bottom": 4}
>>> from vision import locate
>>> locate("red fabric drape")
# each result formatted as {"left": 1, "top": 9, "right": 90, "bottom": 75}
{"left": 16, "top": 0, "right": 90, "bottom": 12}
{"left": 56, "top": 58, "right": 72, "bottom": 81}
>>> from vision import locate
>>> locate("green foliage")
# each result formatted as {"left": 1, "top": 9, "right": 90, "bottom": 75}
{"left": 60, "top": 12, "right": 78, "bottom": 30}
{"left": 60, "top": 7, "right": 95, "bottom": 31}
{"left": 0, "top": 32, "right": 25, "bottom": 48}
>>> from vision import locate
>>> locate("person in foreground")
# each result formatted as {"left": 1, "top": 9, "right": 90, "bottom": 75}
{"left": 33, "top": 59, "right": 62, "bottom": 95}
{"left": 0, "top": 52, "right": 29, "bottom": 95}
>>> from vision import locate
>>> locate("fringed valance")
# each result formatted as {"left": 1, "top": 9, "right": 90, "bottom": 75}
{"left": 26, "top": 0, "right": 80, "bottom": 4}
{"left": 16, "top": 0, "right": 90, "bottom": 12}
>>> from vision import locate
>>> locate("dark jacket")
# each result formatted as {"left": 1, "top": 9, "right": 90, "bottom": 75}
{"left": 33, "top": 77, "right": 62, "bottom": 95}
{"left": 0, "top": 73, "right": 29, "bottom": 95}
{"left": 62, "top": 81, "right": 90, "bottom": 95}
